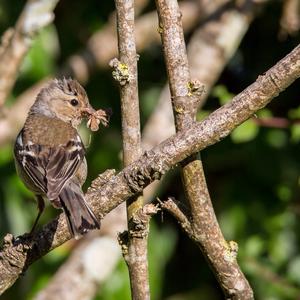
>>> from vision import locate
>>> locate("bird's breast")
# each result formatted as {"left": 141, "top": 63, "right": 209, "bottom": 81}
{"left": 23, "top": 114, "right": 78, "bottom": 147}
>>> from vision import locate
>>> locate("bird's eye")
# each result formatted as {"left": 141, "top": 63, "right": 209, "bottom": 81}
{"left": 70, "top": 99, "right": 79, "bottom": 106}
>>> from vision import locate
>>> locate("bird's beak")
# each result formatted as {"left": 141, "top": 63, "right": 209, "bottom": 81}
{"left": 81, "top": 104, "right": 96, "bottom": 117}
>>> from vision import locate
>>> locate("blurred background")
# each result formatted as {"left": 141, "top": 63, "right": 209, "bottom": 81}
{"left": 0, "top": 0, "right": 300, "bottom": 299}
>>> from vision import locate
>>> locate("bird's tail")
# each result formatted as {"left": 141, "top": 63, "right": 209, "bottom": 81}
{"left": 59, "top": 181, "right": 100, "bottom": 239}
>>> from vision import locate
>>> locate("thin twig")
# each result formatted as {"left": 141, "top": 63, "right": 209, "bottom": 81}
{"left": 155, "top": 0, "right": 253, "bottom": 298}
{"left": 0, "top": 0, "right": 59, "bottom": 107}
{"left": 0, "top": 44, "right": 299, "bottom": 295}
{"left": 157, "top": 197, "right": 193, "bottom": 235}
{"left": 112, "top": 0, "right": 151, "bottom": 299}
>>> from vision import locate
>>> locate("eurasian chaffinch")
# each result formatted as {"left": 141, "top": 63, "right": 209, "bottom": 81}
{"left": 14, "top": 78, "right": 109, "bottom": 239}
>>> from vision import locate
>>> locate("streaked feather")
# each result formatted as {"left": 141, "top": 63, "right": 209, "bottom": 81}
{"left": 14, "top": 129, "right": 85, "bottom": 200}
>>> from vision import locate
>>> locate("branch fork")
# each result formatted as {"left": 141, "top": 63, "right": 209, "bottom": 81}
{"left": 118, "top": 203, "right": 159, "bottom": 255}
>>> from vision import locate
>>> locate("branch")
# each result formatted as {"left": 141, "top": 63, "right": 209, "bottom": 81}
{"left": 155, "top": 0, "right": 201, "bottom": 129}
{"left": 0, "top": 44, "right": 299, "bottom": 295}
{"left": 112, "top": 0, "right": 151, "bottom": 299}
{"left": 155, "top": 0, "right": 253, "bottom": 298}
{"left": 157, "top": 198, "right": 193, "bottom": 235}
{"left": 0, "top": 0, "right": 59, "bottom": 107}
{"left": 113, "top": 0, "right": 141, "bottom": 167}
{"left": 141, "top": 0, "right": 253, "bottom": 201}
{"left": 118, "top": 204, "right": 159, "bottom": 300}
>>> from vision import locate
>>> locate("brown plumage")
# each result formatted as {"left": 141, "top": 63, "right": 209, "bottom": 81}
{"left": 14, "top": 78, "right": 108, "bottom": 239}
{"left": 23, "top": 115, "right": 78, "bottom": 146}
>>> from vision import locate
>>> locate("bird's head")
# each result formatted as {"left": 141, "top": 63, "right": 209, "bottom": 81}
{"left": 31, "top": 78, "right": 97, "bottom": 128}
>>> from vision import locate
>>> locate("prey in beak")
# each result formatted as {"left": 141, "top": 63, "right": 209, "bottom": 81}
{"left": 81, "top": 106, "right": 111, "bottom": 131}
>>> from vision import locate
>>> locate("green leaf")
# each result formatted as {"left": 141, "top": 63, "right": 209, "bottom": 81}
{"left": 231, "top": 119, "right": 259, "bottom": 143}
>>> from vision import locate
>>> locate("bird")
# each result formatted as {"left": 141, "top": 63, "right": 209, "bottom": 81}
{"left": 14, "top": 78, "right": 108, "bottom": 239}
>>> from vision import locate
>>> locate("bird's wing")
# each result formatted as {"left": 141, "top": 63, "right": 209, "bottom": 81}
{"left": 15, "top": 131, "right": 85, "bottom": 200}
{"left": 46, "top": 135, "right": 85, "bottom": 200}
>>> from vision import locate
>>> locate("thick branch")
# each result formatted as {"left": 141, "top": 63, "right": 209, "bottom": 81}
{"left": 114, "top": 0, "right": 141, "bottom": 167}
{"left": 0, "top": 44, "right": 299, "bottom": 295}
{"left": 0, "top": 0, "right": 59, "bottom": 107}
{"left": 155, "top": 0, "right": 199, "bottom": 127}
{"left": 155, "top": 0, "right": 202, "bottom": 222}
{"left": 118, "top": 204, "right": 159, "bottom": 300}
{"left": 156, "top": 0, "right": 253, "bottom": 299}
